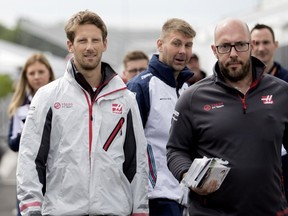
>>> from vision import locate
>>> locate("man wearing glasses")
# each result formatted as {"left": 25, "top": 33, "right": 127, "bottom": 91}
{"left": 251, "top": 23, "right": 288, "bottom": 203}
{"left": 167, "top": 18, "right": 288, "bottom": 216}
{"left": 121, "top": 50, "right": 149, "bottom": 83}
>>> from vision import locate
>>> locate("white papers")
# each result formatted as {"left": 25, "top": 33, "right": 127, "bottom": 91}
{"left": 181, "top": 156, "right": 230, "bottom": 190}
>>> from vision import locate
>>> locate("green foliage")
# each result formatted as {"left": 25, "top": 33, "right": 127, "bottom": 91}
{"left": 0, "top": 74, "right": 13, "bottom": 98}
{"left": 0, "top": 23, "right": 17, "bottom": 42}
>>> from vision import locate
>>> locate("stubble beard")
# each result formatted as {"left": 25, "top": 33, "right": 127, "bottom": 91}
{"left": 219, "top": 59, "right": 251, "bottom": 82}
{"left": 78, "top": 56, "right": 101, "bottom": 71}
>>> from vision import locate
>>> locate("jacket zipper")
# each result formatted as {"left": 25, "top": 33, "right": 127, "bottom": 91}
{"left": 82, "top": 90, "right": 93, "bottom": 158}
{"left": 103, "top": 117, "right": 125, "bottom": 151}
{"left": 239, "top": 95, "right": 247, "bottom": 114}
{"left": 238, "top": 79, "right": 259, "bottom": 114}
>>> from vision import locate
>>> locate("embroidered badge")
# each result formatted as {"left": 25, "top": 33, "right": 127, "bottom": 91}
{"left": 261, "top": 95, "right": 273, "bottom": 104}
{"left": 54, "top": 102, "right": 73, "bottom": 109}
{"left": 203, "top": 102, "right": 224, "bottom": 111}
{"left": 112, "top": 103, "right": 123, "bottom": 114}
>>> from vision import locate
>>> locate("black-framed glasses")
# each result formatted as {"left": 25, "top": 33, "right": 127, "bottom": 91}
{"left": 216, "top": 42, "right": 250, "bottom": 54}
{"left": 127, "top": 67, "right": 147, "bottom": 73}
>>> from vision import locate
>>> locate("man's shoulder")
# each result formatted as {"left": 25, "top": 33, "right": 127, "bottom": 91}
{"left": 34, "top": 77, "right": 68, "bottom": 102}
{"left": 127, "top": 70, "right": 153, "bottom": 87}
{"left": 274, "top": 62, "right": 288, "bottom": 82}
{"left": 265, "top": 72, "right": 288, "bottom": 88}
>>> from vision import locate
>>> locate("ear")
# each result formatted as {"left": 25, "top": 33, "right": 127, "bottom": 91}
{"left": 274, "top": 40, "right": 279, "bottom": 49}
{"left": 103, "top": 38, "right": 108, "bottom": 52}
{"left": 250, "top": 40, "right": 255, "bottom": 51}
{"left": 211, "top": 45, "right": 218, "bottom": 59}
{"left": 67, "top": 40, "right": 73, "bottom": 53}
{"left": 157, "top": 38, "right": 163, "bottom": 52}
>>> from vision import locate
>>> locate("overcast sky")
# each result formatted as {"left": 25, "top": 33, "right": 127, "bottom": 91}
{"left": 0, "top": 0, "right": 262, "bottom": 30}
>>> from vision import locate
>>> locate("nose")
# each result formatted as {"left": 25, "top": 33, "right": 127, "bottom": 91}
{"left": 257, "top": 43, "right": 265, "bottom": 51}
{"left": 34, "top": 72, "right": 40, "bottom": 79}
{"left": 85, "top": 41, "right": 94, "bottom": 50}
{"left": 229, "top": 46, "right": 238, "bottom": 56}
{"left": 179, "top": 45, "right": 186, "bottom": 54}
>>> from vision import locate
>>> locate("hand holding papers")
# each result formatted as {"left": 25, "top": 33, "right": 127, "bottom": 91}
{"left": 181, "top": 156, "right": 230, "bottom": 190}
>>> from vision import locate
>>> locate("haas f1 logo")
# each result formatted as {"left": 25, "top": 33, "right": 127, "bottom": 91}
{"left": 112, "top": 103, "right": 123, "bottom": 114}
{"left": 261, "top": 95, "right": 273, "bottom": 104}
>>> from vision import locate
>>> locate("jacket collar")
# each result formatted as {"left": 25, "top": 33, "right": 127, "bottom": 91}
{"left": 149, "top": 54, "right": 193, "bottom": 89}
{"left": 65, "top": 58, "right": 125, "bottom": 100}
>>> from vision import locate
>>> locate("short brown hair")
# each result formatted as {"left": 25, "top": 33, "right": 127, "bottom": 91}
{"left": 65, "top": 10, "right": 107, "bottom": 43}
{"left": 250, "top": 23, "right": 275, "bottom": 42}
{"left": 123, "top": 51, "right": 149, "bottom": 67}
{"left": 190, "top": 53, "right": 199, "bottom": 61}
{"left": 160, "top": 18, "right": 196, "bottom": 40}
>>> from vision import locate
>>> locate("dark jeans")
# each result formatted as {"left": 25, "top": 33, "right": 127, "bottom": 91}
{"left": 282, "top": 154, "right": 288, "bottom": 202}
{"left": 149, "top": 198, "right": 184, "bottom": 216}
{"left": 17, "top": 198, "right": 21, "bottom": 216}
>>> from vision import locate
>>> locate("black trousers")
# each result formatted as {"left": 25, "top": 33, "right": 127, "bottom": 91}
{"left": 282, "top": 154, "right": 288, "bottom": 202}
{"left": 149, "top": 198, "right": 184, "bottom": 216}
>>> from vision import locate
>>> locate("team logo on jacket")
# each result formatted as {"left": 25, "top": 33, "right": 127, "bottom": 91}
{"left": 54, "top": 102, "right": 73, "bottom": 109}
{"left": 172, "top": 110, "right": 179, "bottom": 121}
{"left": 112, "top": 103, "right": 123, "bottom": 114}
{"left": 261, "top": 95, "right": 273, "bottom": 104}
{"left": 203, "top": 102, "right": 224, "bottom": 111}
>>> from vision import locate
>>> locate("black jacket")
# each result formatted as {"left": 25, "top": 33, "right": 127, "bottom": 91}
{"left": 167, "top": 57, "right": 288, "bottom": 216}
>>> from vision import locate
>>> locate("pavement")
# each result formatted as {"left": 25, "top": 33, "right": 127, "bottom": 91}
{"left": 0, "top": 150, "right": 18, "bottom": 216}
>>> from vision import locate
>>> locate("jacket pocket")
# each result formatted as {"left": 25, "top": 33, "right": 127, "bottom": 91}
{"left": 103, "top": 117, "right": 125, "bottom": 151}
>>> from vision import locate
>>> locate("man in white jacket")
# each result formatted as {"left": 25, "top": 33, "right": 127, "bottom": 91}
{"left": 16, "top": 10, "right": 149, "bottom": 216}
{"left": 127, "top": 18, "right": 196, "bottom": 216}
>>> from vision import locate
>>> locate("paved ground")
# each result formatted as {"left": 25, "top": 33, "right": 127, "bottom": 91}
{"left": 0, "top": 150, "right": 18, "bottom": 216}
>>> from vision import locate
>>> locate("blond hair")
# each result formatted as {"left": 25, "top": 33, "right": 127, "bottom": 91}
{"left": 8, "top": 53, "right": 55, "bottom": 117}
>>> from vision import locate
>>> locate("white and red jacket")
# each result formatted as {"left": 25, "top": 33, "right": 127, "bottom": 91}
{"left": 17, "top": 59, "right": 149, "bottom": 216}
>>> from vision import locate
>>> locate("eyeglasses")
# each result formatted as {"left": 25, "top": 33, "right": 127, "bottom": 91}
{"left": 127, "top": 67, "right": 147, "bottom": 73}
{"left": 216, "top": 42, "right": 250, "bottom": 54}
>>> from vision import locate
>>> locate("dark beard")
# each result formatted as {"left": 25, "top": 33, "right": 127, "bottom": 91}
{"left": 219, "top": 59, "right": 251, "bottom": 82}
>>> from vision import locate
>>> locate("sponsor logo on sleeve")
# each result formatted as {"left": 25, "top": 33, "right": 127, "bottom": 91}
{"left": 172, "top": 110, "right": 179, "bottom": 121}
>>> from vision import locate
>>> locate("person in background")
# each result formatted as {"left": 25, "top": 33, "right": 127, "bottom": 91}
{"left": 167, "top": 18, "right": 288, "bottom": 216}
{"left": 7, "top": 52, "right": 55, "bottom": 216}
{"left": 186, "top": 53, "right": 207, "bottom": 85}
{"left": 250, "top": 23, "right": 288, "bottom": 80}
{"left": 8, "top": 53, "right": 55, "bottom": 152}
{"left": 16, "top": 10, "right": 148, "bottom": 216}
{"left": 121, "top": 50, "right": 149, "bottom": 83}
{"left": 127, "top": 18, "right": 196, "bottom": 216}
{"left": 251, "top": 23, "right": 288, "bottom": 202}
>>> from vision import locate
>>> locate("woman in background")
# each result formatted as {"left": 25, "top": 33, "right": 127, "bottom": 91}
{"left": 7, "top": 52, "right": 55, "bottom": 216}
{"left": 8, "top": 53, "right": 55, "bottom": 151}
